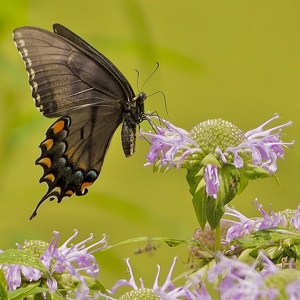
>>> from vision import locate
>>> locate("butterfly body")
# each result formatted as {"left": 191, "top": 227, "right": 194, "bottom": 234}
{"left": 13, "top": 24, "right": 147, "bottom": 219}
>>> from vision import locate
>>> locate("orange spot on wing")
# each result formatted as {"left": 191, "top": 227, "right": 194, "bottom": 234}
{"left": 65, "top": 147, "right": 75, "bottom": 158}
{"left": 38, "top": 157, "right": 52, "bottom": 168}
{"left": 79, "top": 163, "right": 87, "bottom": 170}
{"left": 44, "top": 174, "right": 55, "bottom": 182}
{"left": 51, "top": 120, "right": 65, "bottom": 134}
{"left": 65, "top": 190, "right": 74, "bottom": 197}
{"left": 42, "top": 139, "right": 54, "bottom": 150}
{"left": 80, "top": 181, "right": 94, "bottom": 192}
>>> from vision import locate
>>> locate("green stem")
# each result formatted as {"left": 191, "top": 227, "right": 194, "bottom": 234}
{"left": 215, "top": 223, "right": 221, "bottom": 252}
{"left": 215, "top": 223, "right": 221, "bottom": 298}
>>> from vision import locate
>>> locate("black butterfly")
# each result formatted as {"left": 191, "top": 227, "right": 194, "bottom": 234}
{"left": 13, "top": 24, "right": 148, "bottom": 219}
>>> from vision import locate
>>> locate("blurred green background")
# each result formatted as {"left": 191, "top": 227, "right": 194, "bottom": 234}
{"left": 1, "top": 0, "right": 299, "bottom": 295}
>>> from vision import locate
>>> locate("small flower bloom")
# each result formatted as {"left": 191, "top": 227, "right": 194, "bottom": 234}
{"left": 204, "top": 164, "right": 219, "bottom": 198}
{"left": 224, "top": 201, "right": 300, "bottom": 242}
{"left": 224, "top": 205, "right": 261, "bottom": 242}
{"left": 208, "top": 252, "right": 300, "bottom": 300}
{"left": 253, "top": 200, "right": 289, "bottom": 230}
{"left": 291, "top": 205, "right": 300, "bottom": 231}
{"left": 0, "top": 230, "right": 108, "bottom": 299}
{"left": 99, "top": 257, "right": 211, "bottom": 300}
{"left": 189, "top": 221, "right": 232, "bottom": 260}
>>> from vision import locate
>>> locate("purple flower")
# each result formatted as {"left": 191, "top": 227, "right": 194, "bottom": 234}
{"left": 253, "top": 200, "right": 288, "bottom": 230}
{"left": 223, "top": 205, "right": 262, "bottom": 243}
{"left": 204, "top": 164, "right": 219, "bottom": 198}
{"left": 224, "top": 201, "right": 300, "bottom": 242}
{"left": 142, "top": 114, "right": 293, "bottom": 199}
{"left": 291, "top": 205, "right": 300, "bottom": 231}
{"left": 99, "top": 257, "right": 212, "bottom": 299}
{"left": 189, "top": 201, "right": 300, "bottom": 271}
{"left": 208, "top": 252, "right": 300, "bottom": 300}
{"left": 0, "top": 230, "right": 108, "bottom": 299}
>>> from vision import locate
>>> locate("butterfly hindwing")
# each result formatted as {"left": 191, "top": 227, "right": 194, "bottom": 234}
{"left": 33, "top": 106, "right": 123, "bottom": 219}
{"left": 12, "top": 24, "right": 147, "bottom": 218}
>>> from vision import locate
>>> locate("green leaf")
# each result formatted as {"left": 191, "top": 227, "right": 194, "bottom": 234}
{"left": 186, "top": 166, "right": 210, "bottom": 229}
{"left": 264, "top": 245, "right": 286, "bottom": 260}
{"left": 201, "top": 153, "right": 221, "bottom": 167}
{"left": 7, "top": 283, "right": 41, "bottom": 300}
{"left": 237, "top": 248, "right": 255, "bottom": 263}
{"left": 218, "top": 165, "right": 242, "bottom": 205}
{"left": 237, "top": 171, "right": 249, "bottom": 194}
{"left": 186, "top": 165, "right": 204, "bottom": 195}
{"left": 108, "top": 235, "right": 213, "bottom": 254}
{"left": 0, "top": 249, "right": 51, "bottom": 280}
{"left": 241, "top": 163, "right": 270, "bottom": 180}
{"left": 0, "top": 273, "right": 8, "bottom": 300}
{"left": 86, "top": 278, "right": 107, "bottom": 294}
{"left": 192, "top": 188, "right": 208, "bottom": 230}
{"left": 206, "top": 196, "right": 225, "bottom": 230}
{"left": 290, "top": 243, "right": 300, "bottom": 260}
{"left": 236, "top": 227, "right": 300, "bottom": 248}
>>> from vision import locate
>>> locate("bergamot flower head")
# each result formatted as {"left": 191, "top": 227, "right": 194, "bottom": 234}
{"left": 142, "top": 114, "right": 293, "bottom": 229}
{"left": 0, "top": 229, "right": 108, "bottom": 299}
{"left": 225, "top": 201, "right": 300, "bottom": 266}
{"left": 189, "top": 200, "right": 300, "bottom": 270}
{"left": 208, "top": 252, "right": 300, "bottom": 300}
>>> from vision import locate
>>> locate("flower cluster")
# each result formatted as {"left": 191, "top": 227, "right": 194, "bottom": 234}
{"left": 0, "top": 230, "right": 107, "bottom": 299}
{"left": 190, "top": 201, "right": 300, "bottom": 261}
{"left": 208, "top": 252, "right": 300, "bottom": 299}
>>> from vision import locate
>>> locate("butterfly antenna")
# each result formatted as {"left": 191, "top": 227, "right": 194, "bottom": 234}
{"left": 136, "top": 63, "right": 168, "bottom": 116}
{"left": 136, "top": 62, "right": 160, "bottom": 92}
{"left": 146, "top": 89, "right": 169, "bottom": 119}
{"left": 135, "top": 69, "right": 141, "bottom": 92}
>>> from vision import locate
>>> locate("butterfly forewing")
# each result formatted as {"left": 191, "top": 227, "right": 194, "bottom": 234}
{"left": 13, "top": 27, "right": 130, "bottom": 117}
{"left": 53, "top": 23, "right": 134, "bottom": 94}
{"left": 13, "top": 24, "right": 147, "bottom": 218}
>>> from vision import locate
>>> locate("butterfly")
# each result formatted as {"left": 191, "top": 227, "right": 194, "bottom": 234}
{"left": 13, "top": 24, "right": 149, "bottom": 219}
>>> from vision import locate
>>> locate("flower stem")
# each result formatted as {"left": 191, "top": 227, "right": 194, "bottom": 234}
{"left": 215, "top": 223, "right": 221, "bottom": 252}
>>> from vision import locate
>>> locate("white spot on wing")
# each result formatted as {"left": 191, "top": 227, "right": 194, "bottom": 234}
{"left": 25, "top": 57, "right": 32, "bottom": 67}
{"left": 22, "top": 48, "right": 28, "bottom": 57}
{"left": 35, "top": 93, "right": 41, "bottom": 103}
{"left": 32, "top": 81, "right": 38, "bottom": 93}
{"left": 28, "top": 68, "right": 35, "bottom": 80}
{"left": 52, "top": 187, "right": 62, "bottom": 195}
{"left": 37, "top": 104, "right": 43, "bottom": 112}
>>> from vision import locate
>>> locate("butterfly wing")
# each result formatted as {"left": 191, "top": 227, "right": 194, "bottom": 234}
{"left": 13, "top": 25, "right": 135, "bottom": 117}
{"left": 35, "top": 107, "right": 123, "bottom": 219}
{"left": 13, "top": 25, "right": 140, "bottom": 218}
